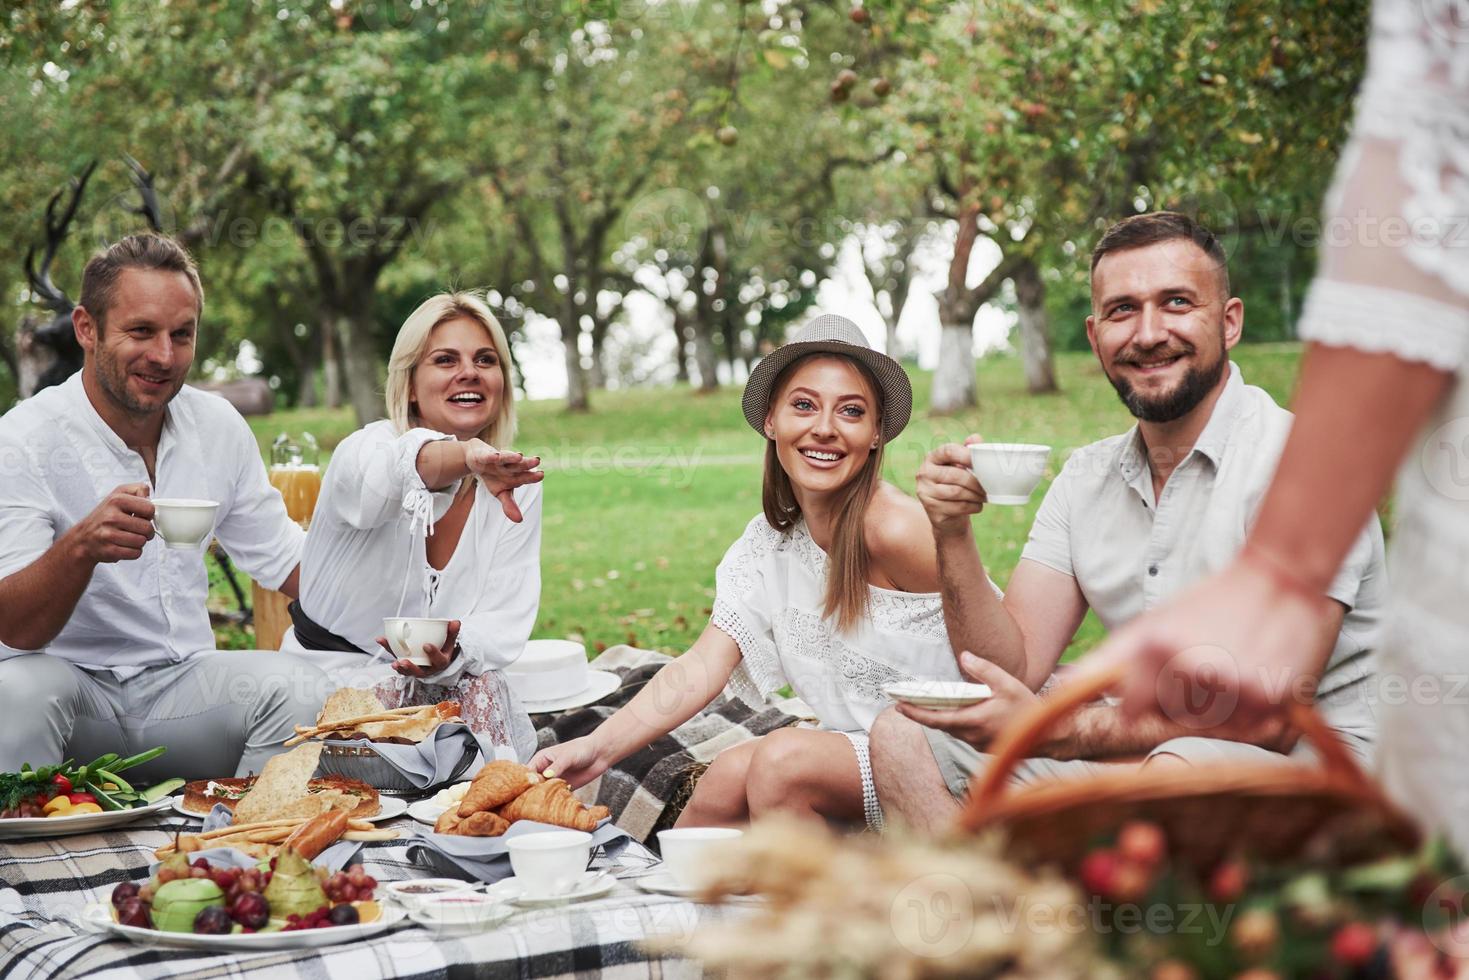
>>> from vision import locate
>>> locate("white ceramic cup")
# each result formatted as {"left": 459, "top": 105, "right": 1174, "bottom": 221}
{"left": 383, "top": 617, "right": 451, "bottom": 667}
{"left": 506, "top": 830, "right": 592, "bottom": 898}
{"left": 968, "top": 443, "right": 1051, "bottom": 505}
{"left": 150, "top": 498, "right": 219, "bottom": 549}
{"left": 656, "top": 827, "right": 744, "bottom": 889}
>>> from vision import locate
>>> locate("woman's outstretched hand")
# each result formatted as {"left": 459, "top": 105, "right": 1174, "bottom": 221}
{"left": 1082, "top": 552, "right": 1333, "bottom": 732}
{"left": 464, "top": 440, "right": 544, "bottom": 522}
{"left": 528, "top": 735, "right": 608, "bottom": 789}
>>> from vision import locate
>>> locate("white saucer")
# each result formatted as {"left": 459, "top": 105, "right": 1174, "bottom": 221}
{"left": 169, "top": 795, "right": 407, "bottom": 823}
{"left": 517, "top": 670, "right": 621, "bottom": 714}
{"left": 883, "top": 681, "right": 993, "bottom": 709}
{"left": 486, "top": 871, "right": 616, "bottom": 907}
{"left": 633, "top": 870, "right": 708, "bottom": 899}
{"left": 407, "top": 799, "right": 448, "bottom": 826}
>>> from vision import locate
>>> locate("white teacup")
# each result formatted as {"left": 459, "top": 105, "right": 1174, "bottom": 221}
{"left": 968, "top": 443, "right": 1051, "bottom": 505}
{"left": 150, "top": 498, "right": 219, "bottom": 549}
{"left": 656, "top": 827, "right": 744, "bottom": 889}
{"left": 506, "top": 830, "right": 592, "bottom": 899}
{"left": 383, "top": 617, "right": 450, "bottom": 667}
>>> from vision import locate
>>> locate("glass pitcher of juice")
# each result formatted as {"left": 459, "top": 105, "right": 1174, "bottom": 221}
{"left": 269, "top": 432, "right": 322, "bottom": 527}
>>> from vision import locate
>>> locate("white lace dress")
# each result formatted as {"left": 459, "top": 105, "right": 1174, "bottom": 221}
{"left": 1295, "top": 0, "right": 1469, "bottom": 855}
{"left": 711, "top": 515, "right": 971, "bottom": 829}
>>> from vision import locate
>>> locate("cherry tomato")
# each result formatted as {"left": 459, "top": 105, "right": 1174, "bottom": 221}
{"left": 51, "top": 774, "right": 73, "bottom": 794}
{"left": 67, "top": 792, "right": 97, "bottom": 806}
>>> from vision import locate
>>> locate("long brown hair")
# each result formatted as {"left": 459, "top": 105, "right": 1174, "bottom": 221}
{"left": 761, "top": 353, "right": 885, "bottom": 634}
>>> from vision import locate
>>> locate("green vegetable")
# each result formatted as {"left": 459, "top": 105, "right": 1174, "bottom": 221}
{"left": 1, "top": 746, "right": 174, "bottom": 813}
{"left": 140, "top": 778, "right": 185, "bottom": 803}
{"left": 95, "top": 769, "right": 133, "bottom": 794}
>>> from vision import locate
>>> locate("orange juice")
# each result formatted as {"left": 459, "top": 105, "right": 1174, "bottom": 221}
{"left": 269, "top": 464, "right": 322, "bottom": 527}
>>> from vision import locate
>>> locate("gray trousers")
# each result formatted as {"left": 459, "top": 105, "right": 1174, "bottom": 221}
{"left": 0, "top": 652, "right": 329, "bottom": 782}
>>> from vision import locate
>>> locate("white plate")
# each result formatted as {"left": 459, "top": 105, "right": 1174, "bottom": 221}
{"left": 81, "top": 901, "right": 405, "bottom": 951}
{"left": 485, "top": 871, "right": 615, "bottom": 907}
{"left": 518, "top": 670, "right": 622, "bottom": 714}
{"left": 0, "top": 797, "right": 173, "bottom": 840}
{"left": 633, "top": 870, "right": 708, "bottom": 899}
{"left": 407, "top": 799, "right": 448, "bottom": 826}
{"left": 170, "top": 795, "right": 408, "bottom": 823}
{"left": 883, "top": 681, "right": 993, "bottom": 709}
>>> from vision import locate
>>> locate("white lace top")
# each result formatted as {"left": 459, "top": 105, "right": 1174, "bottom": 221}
{"left": 1294, "top": 0, "right": 1469, "bottom": 858}
{"left": 711, "top": 514, "right": 972, "bottom": 734}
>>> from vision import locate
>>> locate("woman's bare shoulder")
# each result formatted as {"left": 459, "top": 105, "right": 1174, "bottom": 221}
{"left": 864, "top": 484, "right": 941, "bottom": 593}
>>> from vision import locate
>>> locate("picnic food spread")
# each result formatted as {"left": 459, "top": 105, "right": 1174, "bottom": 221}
{"left": 0, "top": 748, "right": 181, "bottom": 819}
{"left": 112, "top": 846, "right": 380, "bottom": 934}
{"left": 433, "top": 760, "right": 609, "bottom": 836}
{"left": 286, "top": 689, "right": 462, "bottom": 746}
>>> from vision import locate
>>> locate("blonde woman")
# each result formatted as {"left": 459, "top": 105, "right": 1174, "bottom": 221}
{"left": 281, "top": 291, "right": 544, "bottom": 760}
{"left": 531, "top": 314, "right": 965, "bottom": 830}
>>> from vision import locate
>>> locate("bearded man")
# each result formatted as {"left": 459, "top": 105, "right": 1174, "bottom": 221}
{"left": 868, "top": 212, "right": 1386, "bottom": 831}
{"left": 0, "top": 233, "right": 326, "bottom": 781}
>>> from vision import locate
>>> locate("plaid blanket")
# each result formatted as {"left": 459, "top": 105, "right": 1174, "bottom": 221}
{"left": 532, "top": 645, "right": 807, "bottom": 843}
{"left": 0, "top": 812, "right": 747, "bottom": 980}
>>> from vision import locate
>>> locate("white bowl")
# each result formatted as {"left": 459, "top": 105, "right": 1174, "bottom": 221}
{"left": 506, "top": 830, "right": 592, "bottom": 899}
{"left": 151, "top": 498, "right": 219, "bottom": 549}
{"left": 407, "top": 892, "right": 511, "bottom": 932}
{"left": 968, "top": 443, "right": 1051, "bottom": 505}
{"left": 656, "top": 827, "right": 743, "bottom": 889}
{"left": 382, "top": 878, "right": 475, "bottom": 910}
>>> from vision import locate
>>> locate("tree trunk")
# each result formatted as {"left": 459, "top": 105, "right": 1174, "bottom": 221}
{"left": 320, "top": 312, "right": 342, "bottom": 410}
{"left": 333, "top": 308, "right": 383, "bottom": 428}
{"left": 1014, "top": 259, "right": 1058, "bottom": 395}
{"left": 588, "top": 315, "right": 609, "bottom": 390}
{"left": 930, "top": 208, "right": 983, "bottom": 414}
{"left": 560, "top": 305, "right": 591, "bottom": 412}
{"left": 295, "top": 363, "right": 319, "bottom": 408}
{"left": 690, "top": 316, "right": 720, "bottom": 391}
{"left": 670, "top": 310, "right": 690, "bottom": 384}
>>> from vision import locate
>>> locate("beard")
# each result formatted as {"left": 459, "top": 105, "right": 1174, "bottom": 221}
{"left": 93, "top": 340, "right": 183, "bottom": 416}
{"left": 1106, "top": 339, "right": 1228, "bottom": 424}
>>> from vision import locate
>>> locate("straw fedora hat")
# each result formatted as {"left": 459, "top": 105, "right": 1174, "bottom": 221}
{"left": 741, "top": 313, "right": 913, "bottom": 444}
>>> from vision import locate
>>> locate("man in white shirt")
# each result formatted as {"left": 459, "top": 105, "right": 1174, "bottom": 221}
{"left": 0, "top": 233, "right": 327, "bottom": 780}
{"left": 869, "top": 212, "right": 1385, "bottom": 831}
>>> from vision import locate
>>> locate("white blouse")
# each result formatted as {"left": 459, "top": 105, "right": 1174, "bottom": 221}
{"left": 281, "top": 420, "right": 542, "bottom": 689}
{"left": 711, "top": 514, "right": 967, "bottom": 734}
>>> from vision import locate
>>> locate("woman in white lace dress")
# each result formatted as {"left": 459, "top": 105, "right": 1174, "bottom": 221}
{"left": 1091, "top": 0, "right": 1469, "bottom": 863}
{"left": 532, "top": 314, "right": 964, "bottom": 830}
{"left": 279, "top": 292, "right": 544, "bottom": 761}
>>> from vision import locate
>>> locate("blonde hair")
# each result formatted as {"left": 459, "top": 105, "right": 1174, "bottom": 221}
{"left": 760, "top": 353, "right": 885, "bottom": 634}
{"left": 385, "top": 291, "right": 517, "bottom": 446}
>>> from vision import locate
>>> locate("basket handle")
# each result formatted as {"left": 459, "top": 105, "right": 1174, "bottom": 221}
{"left": 959, "top": 659, "right": 1367, "bottom": 829}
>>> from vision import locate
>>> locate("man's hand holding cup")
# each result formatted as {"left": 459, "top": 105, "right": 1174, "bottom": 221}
{"left": 916, "top": 436, "right": 991, "bottom": 537}
{"left": 65, "top": 483, "right": 156, "bottom": 565}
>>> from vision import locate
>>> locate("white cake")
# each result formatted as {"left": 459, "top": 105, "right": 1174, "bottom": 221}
{"left": 506, "top": 640, "right": 590, "bottom": 702}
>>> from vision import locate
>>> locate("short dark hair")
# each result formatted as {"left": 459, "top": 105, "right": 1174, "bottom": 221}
{"left": 78, "top": 233, "right": 204, "bottom": 331}
{"left": 1090, "top": 211, "right": 1229, "bottom": 296}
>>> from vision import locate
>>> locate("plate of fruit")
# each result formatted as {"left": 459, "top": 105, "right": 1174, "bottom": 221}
{"left": 0, "top": 748, "right": 183, "bottom": 839}
{"left": 83, "top": 847, "right": 404, "bottom": 950}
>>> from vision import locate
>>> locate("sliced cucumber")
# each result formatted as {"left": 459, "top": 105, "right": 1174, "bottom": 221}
{"left": 139, "top": 778, "right": 184, "bottom": 803}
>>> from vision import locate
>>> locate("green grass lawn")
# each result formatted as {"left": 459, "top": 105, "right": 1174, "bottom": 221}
{"left": 216, "top": 343, "right": 1305, "bottom": 661}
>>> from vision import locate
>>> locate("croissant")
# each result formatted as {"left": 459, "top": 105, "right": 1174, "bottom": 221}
{"left": 434, "top": 808, "right": 464, "bottom": 834}
{"left": 457, "top": 810, "right": 511, "bottom": 837}
{"left": 457, "top": 761, "right": 541, "bottom": 817}
{"left": 496, "top": 777, "right": 608, "bottom": 832}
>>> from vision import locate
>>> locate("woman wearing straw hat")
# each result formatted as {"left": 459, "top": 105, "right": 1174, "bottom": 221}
{"left": 531, "top": 314, "right": 969, "bottom": 830}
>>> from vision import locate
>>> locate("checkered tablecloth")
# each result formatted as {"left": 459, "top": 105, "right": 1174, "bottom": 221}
{"left": 0, "top": 810, "right": 744, "bottom": 979}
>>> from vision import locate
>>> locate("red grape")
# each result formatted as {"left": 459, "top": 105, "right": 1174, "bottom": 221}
{"left": 191, "top": 858, "right": 211, "bottom": 870}
{"left": 111, "top": 882, "right": 140, "bottom": 907}
{"left": 230, "top": 892, "right": 269, "bottom": 930}
{"left": 116, "top": 897, "right": 152, "bottom": 929}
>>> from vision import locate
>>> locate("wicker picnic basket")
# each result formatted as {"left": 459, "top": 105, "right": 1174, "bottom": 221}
{"left": 959, "top": 663, "right": 1421, "bottom": 875}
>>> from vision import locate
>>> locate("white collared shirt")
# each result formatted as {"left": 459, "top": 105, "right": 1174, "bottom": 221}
{"left": 0, "top": 374, "right": 303, "bottom": 676}
{"left": 1021, "top": 363, "right": 1386, "bottom": 697}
